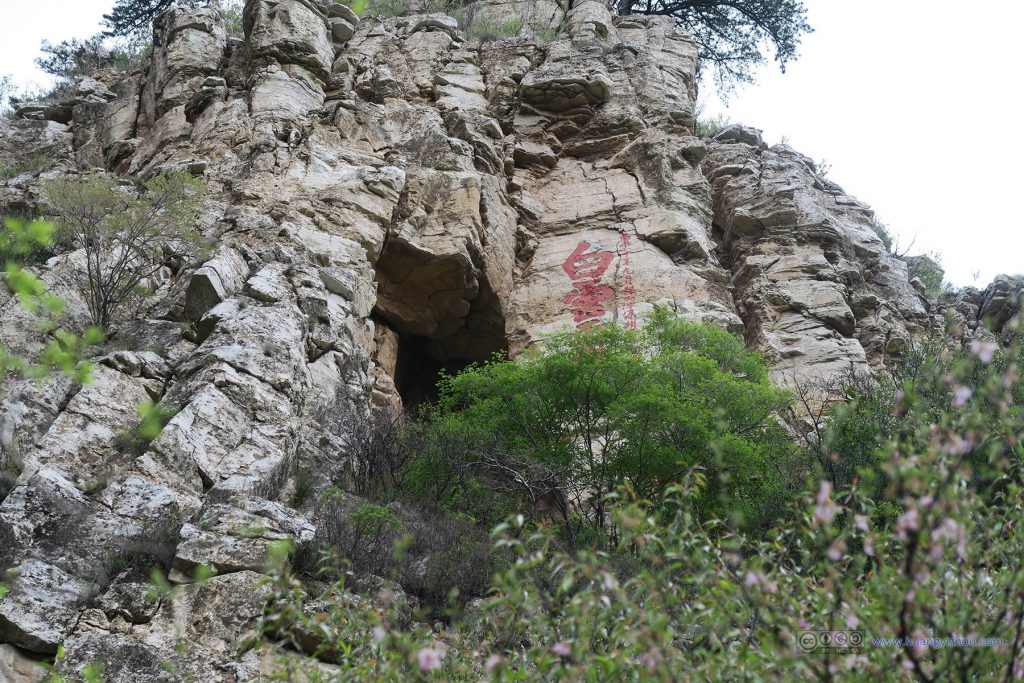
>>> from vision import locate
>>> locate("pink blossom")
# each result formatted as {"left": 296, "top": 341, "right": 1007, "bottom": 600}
{"left": 846, "top": 614, "right": 860, "bottom": 630}
{"left": 552, "top": 641, "right": 572, "bottom": 657}
{"left": 970, "top": 339, "right": 999, "bottom": 363}
{"left": 814, "top": 481, "right": 839, "bottom": 525}
{"left": 934, "top": 518, "right": 968, "bottom": 560}
{"left": 742, "top": 570, "right": 778, "bottom": 593}
{"left": 942, "top": 434, "right": 975, "bottom": 456}
{"left": 827, "top": 546, "right": 842, "bottom": 561}
{"left": 372, "top": 626, "right": 387, "bottom": 643}
{"left": 854, "top": 515, "right": 870, "bottom": 533}
{"left": 485, "top": 654, "right": 504, "bottom": 673}
{"left": 896, "top": 507, "right": 919, "bottom": 540}
{"left": 952, "top": 385, "right": 973, "bottom": 407}
{"left": 417, "top": 647, "right": 444, "bottom": 671}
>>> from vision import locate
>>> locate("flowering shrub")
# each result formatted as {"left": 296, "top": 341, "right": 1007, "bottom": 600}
{"left": 254, "top": 318, "right": 1024, "bottom": 681}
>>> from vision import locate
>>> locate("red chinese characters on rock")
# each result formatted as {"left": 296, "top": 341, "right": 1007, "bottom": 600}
{"left": 562, "top": 241, "right": 615, "bottom": 328}
{"left": 617, "top": 230, "right": 638, "bottom": 330}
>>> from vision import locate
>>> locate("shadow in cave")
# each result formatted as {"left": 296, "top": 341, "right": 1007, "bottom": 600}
{"left": 391, "top": 333, "right": 478, "bottom": 412}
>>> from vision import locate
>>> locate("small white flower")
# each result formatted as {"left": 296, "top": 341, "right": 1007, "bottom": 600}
{"left": 552, "top": 641, "right": 572, "bottom": 657}
{"left": 854, "top": 515, "right": 870, "bottom": 533}
{"left": 846, "top": 614, "right": 859, "bottom": 630}
{"left": 372, "top": 626, "right": 387, "bottom": 642}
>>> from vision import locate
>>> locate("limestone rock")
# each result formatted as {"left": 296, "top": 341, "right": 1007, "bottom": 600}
{"left": 245, "top": 0, "right": 335, "bottom": 81}
{"left": 0, "top": 560, "right": 87, "bottom": 654}
{"left": 703, "top": 137, "right": 927, "bottom": 386}
{"left": 183, "top": 246, "right": 251, "bottom": 321}
{"left": 0, "top": 3, "right": 1001, "bottom": 676}
{"left": 0, "top": 644, "right": 47, "bottom": 682}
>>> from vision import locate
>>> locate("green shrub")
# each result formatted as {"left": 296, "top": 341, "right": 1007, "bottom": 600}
{"left": 255, "top": 318, "right": 1024, "bottom": 681}
{"left": 0, "top": 154, "right": 55, "bottom": 181}
{"left": 694, "top": 110, "right": 731, "bottom": 137}
{"left": 408, "top": 309, "right": 800, "bottom": 540}
{"left": 0, "top": 219, "right": 100, "bottom": 599}
{"left": 0, "top": 216, "right": 69, "bottom": 267}
{"left": 34, "top": 32, "right": 150, "bottom": 105}
{"left": 350, "top": 503, "right": 401, "bottom": 536}
{"left": 456, "top": 9, "right": 524, "bottom": 42}
{"left": 214, "top": 0, "right": 244, "bottom": 37}
{"left": 112, "top": 401, "right": 176, "bottom": 457}
{"left": 361, "top": 0, "right": 412, "bottom": 18}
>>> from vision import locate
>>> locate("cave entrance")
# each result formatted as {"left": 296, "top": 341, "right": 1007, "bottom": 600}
{"left": 384, "top": 325, "right": 508, "bottom": 413}
{"left": 372, "top": 247, "right": 510, "bottom": 411}
{"left": 392, "top": 334, "right": 464, "bottom": 409}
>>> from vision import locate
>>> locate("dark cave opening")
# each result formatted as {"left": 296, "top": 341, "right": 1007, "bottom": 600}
{"left": 391, "top": 333, "right": 477, "bottom": 411}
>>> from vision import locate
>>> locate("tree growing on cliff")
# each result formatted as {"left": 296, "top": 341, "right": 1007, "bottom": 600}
{"left": 46, "top": 172, "right": 205, "bottom": 329}
{"left": 405, "top": 309, "right": 800, "bottom": 540}
{"left": 102, "top": 0, "right": 243, "bottom": 38}
{"left": 613, "top": 0, "right": 812, "bottom": 90}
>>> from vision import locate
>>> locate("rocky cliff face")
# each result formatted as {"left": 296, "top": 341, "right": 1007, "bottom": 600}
{"left": 0, "top": 1, "right": 1019, "bottom": 679}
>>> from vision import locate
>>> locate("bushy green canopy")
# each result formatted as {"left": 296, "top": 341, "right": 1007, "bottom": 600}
{"left": 408, "top": 310, "right": 799, "bottom": 537}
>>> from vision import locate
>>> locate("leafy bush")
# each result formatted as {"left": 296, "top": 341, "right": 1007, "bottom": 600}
{"left": 313, "top": 398, "right": 421, "bottom": 498}
{"left": 30, "top": 32, "right": 151, "bottom": 106}
{"left": 360, "top": 0, "right": 413, "bottom": 18}
{"left": 1, "top": 219, "right": 103, "bottom": 381}
{"left": 37, "top": 34, "right": 145, "bottom": 82}
{"left": 91, "top": 515, "right": 181, "bottom": 592}
{"left": 1, "top": 216, "right": 63, "bottom": 267}
{"left": 214, "top": 0, "right": 244, "bottom": 37}
{"left": 408, "top": 310, "right": 800, "bottom": 539}
{"left": 694, "top": 110, "right": 731, "bottom": 138}
{"left": 112, "top": 401, "right": 177, "bottom": 457}
{"left": 452, "top": 3, "right": 524, "bottom": 41}
{"left": 0, "top": 220, "right": 100, "bottom": 597}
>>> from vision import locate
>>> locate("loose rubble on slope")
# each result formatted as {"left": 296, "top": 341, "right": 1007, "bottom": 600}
{"left": 0, "top": 0, "right": 1019, "bottom": 679}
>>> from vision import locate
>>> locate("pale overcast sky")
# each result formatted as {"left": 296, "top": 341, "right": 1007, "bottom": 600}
{"left": 1, "top": 0, "right": 1021, "bottom": 285}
